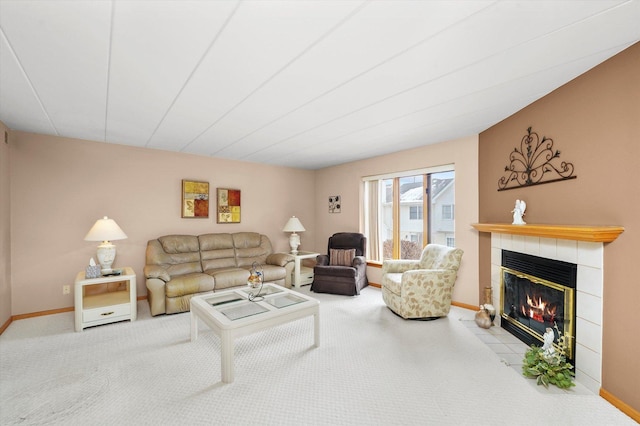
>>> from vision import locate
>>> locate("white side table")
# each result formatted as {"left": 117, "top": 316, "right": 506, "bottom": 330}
{"left": 74, "top": 266, "right": 137, "bottom": 332}
{"left": 290, "top": 251, "right": 320, "bottom": 288}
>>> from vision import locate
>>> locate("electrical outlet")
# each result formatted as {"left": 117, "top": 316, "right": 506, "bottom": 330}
{"left": 63, "top": 285, "right": 70, "bottom": 295}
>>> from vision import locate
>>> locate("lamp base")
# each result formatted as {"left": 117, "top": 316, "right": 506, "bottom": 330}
{"left": 96, "top": 241, "right": 117, "bottom": 273}
{"left": 289, "top": 232, "right": 301, "bottom": 254}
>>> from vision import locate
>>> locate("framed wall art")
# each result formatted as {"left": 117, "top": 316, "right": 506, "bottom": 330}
{"left": 329, "top": 195, "right": 341, "bottom": 213}
{"left": 181, "top": 180, "right": 209, "bottom": 218}
{"left": 217, "top": 188, "right": 241, "bottom": 223}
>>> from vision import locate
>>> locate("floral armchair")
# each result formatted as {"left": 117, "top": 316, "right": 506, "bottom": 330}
{"left": 381, "top": 244, "right": 463, "bottom": 319}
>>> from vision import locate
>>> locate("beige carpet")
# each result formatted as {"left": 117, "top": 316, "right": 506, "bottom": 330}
{"left": 0, "top": 286, "right": 634, "bottom": 425}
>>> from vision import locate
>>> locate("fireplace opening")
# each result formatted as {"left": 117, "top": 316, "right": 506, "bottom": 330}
{"left": 500, "top": 250, "right": 576, "bottom": 363}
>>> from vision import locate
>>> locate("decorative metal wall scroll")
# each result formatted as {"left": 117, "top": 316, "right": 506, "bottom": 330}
{"left": 498, "top": 127, "right": 576, "bottom": 191}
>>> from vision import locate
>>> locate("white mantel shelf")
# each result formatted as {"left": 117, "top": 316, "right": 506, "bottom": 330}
{"left": 471, "top": 223, "right": 624, "bottom": 243}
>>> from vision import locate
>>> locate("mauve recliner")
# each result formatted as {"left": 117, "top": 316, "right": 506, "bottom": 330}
{"left": 311, "top": 232, "right": 368, "bottom": 296}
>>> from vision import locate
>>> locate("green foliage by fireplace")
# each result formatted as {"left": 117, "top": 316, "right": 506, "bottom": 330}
{"left": 522, "top": 325, "right": 575, "bottom": 389}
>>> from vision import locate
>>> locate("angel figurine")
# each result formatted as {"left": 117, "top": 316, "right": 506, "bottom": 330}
{"left": 512, "top": 199, "right": 526, "bottom": 225}
{"left": 542, "top": 327, "right": 556, "bottom": 357}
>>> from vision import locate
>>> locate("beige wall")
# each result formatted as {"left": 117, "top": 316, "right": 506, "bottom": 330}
{"left": 479, "top": 43, "right": 640, "bottom": 413}
{"left": 9, "top": 132, "right": 316, "bottom": 315}
{"left": 0, "top": 121, "right": 10, "bottom": 327}
{"left": 314, "top": 135, "right": 479, "bottom": 306}
{"left": 8, "top": 130, "right": 479, "bottom": 315}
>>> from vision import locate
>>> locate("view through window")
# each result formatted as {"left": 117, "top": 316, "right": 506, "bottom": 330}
{"left": 364, "top": 168, "right": 455, "bottom": 261}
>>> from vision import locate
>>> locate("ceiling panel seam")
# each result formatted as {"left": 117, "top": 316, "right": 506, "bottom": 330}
{"left": 183, "top": 0, "right": 371, "bottom": 155}
{"left": 227, "top": 1, "right": 500, "bottom": 159}
{"left": 104, "top": 0, "right": 116, "bottom": 142}
{"left": 0, "top": 26, "right": 58, "bottom": 135}
{"left": 237, "top": 1, "right": 638, "bottom": 161}
{"left": 266, "top": 40, "right": 635, "bottom": 165}
{"left": 143, "top": 0, "right": 243, "bottom": 148}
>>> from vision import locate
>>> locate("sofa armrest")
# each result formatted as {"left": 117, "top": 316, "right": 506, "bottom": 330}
{"left": 382, "top": 259, "right": 420, "bottom": 274}
{"left": 145, "top": 277, "right": 167, "bottom": 316}
{"left": 266, "top": 252, "right": 294, "bottom": 267}
{"left": 144, "top": 265, "right": 170, "bottom": 282}
{"left": 265, "top": 253, "right": 295, "bottom": 288}
{"left": 316, "top": 254, "right": 329, "bottom": 266}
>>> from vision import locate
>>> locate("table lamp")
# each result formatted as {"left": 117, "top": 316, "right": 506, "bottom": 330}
{"left": 84, "top": 216, "right": 128, "bottom": 273}
{"left": 282, "top": 216, "right": 305, "bottom": 254}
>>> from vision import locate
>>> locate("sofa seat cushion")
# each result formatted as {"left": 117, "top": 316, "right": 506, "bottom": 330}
{"left": 314, "top": 265, "right": 357, "bottom": 278}
{"left": 206, "top": 267, "right": 250, "bottom": 290}
{"left": 381, "top": 272, "right": 403, "bottom": 295}
{"left": 240, "top": 264, "right": 286, "bottom": 284}
{"left": 165, "top": 273, "right": 214, "bottom": 298}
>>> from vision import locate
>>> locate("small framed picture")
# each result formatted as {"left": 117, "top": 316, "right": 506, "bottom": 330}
{"left": 182, "top": 180, "right": 209, "bottom": 218}
{"left": 329, "top": 195, "right": 341, "bottom": 213}
{"left": 217, "top": 188, "right": 241, "bottom": 223}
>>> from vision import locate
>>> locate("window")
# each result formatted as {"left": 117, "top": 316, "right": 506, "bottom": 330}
{"left": 446, "top": 237, "right": 455, "bottom": 247}
{"left": 409, "top": 206, "right": 422, "bottom": 220}
{"left": 364, "top": 167, "right": 455, "bottom": 261}
{"left": 442, "top": 204, "right": 454, "bottom": 220}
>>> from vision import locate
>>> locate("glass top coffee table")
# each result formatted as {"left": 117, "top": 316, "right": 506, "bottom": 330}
{"left": 190, "top": 283, "right": 320, "bottom": 383}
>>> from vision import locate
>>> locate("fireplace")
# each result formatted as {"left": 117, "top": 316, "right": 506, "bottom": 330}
{"left": 474, "top": 223, "right": 624, "bottom": 393}
{"left": 500, "top": 250, "right": 576, "bottom": 363}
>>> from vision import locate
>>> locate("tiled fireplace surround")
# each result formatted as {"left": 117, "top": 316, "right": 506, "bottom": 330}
{"left": 489, "top": 233, "right": 604, "bottom": 394}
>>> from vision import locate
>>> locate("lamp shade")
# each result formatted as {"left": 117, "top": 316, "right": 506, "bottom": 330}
{"left": 282, "top": 216, "right": 305, "bottom": 233}
{"left": 84, "top": 216, "right": 128, "bottom": 242}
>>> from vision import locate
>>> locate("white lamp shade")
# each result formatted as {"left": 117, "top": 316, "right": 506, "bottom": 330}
{"left": 84, "top": 216, "right": 128, "bottom": 242}
{"left": 282, "top": 216, "right": 305, "bottom": 232}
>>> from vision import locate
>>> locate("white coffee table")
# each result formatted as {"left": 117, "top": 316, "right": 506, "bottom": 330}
{"left": 190, "top": 283, "right": 320, "bottom": 383}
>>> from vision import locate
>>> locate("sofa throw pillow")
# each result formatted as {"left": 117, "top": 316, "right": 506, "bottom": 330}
{"left": 329, "top": 248, "right": 356, "bottom": 266}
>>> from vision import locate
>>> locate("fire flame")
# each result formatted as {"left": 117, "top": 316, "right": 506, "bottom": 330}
{"left": 520, "top": 294, "right": 557, "bottom": 323}
{"left": 527, "top": 294, "right": 545, "bottom": 312}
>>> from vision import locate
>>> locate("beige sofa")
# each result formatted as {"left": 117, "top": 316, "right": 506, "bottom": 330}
{"left": 144, "top": 232, "right": 294, "bottom": 316}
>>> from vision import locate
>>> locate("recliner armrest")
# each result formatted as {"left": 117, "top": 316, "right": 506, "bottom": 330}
{"left": 144, "top": 265, "right": 170, "bottom": 282}
{"left": 316, "top": 254, "right": 329, "bottom": 266}
{"left": 353, "top": 255, "right": 366, "bottom": 267}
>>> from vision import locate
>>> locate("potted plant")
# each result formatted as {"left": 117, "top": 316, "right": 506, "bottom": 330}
{"left": 522, "top": 323, "right": 575, "bottom": 389}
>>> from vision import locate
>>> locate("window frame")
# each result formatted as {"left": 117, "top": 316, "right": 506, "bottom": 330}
{"left": 363, "top": 165, "right": 454, "bottom": 262}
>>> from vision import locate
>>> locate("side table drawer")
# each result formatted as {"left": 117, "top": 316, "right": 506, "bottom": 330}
{"left": 299, "top": 266, "right": 314, "bottom": 285}
{"left": 83, "top": 302, "right": 131, "bottom": 323}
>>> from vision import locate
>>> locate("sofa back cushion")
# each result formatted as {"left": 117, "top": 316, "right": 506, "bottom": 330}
{"left": 199, "top": 233, "right": 238, "bottom": 270}
{"left": 233, "top": 232, "right": 272, "bottom": 267}
{"left": 147, "top": 235, "right": 202, "bottom": 276}
{"left": 198, "top": 234, "right": 236, "bottom": 272}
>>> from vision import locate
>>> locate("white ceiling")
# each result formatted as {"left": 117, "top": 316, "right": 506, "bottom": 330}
{"left": 1, "top": 1, "right": 639, "bottom": 170}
